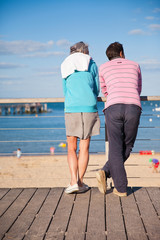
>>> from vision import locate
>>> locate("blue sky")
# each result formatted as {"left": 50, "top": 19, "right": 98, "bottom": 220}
{"left": 0, "top": 0, "right": 160, "bottom": 98}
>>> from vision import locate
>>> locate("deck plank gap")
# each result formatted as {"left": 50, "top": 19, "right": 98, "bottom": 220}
{"left": 132, "top": 189, "right": 150, "bottom": 240}
{"left": 119, "top": 197, "right": 128, "bottom": 240}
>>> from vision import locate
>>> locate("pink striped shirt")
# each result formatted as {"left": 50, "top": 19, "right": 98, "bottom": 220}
{"left": 99, "top": 57, "right": 142, "bottom": 109}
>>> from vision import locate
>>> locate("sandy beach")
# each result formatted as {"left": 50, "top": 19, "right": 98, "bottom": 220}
{"left": 0, "top": 153, "right": 160, "bottom": 188}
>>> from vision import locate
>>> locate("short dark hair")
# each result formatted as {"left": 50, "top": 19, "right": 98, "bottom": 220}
{"left": 106, "top": 42, "right": 124, "bottom": 60}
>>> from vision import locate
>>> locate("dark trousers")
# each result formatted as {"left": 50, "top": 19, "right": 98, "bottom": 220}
{"left": 102, "top": 104, "right": 141, "bottom": 193}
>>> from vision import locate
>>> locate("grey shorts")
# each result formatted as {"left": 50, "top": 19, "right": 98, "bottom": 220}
{"left": 65, "top": 112, "right": 100, "bottom": 139}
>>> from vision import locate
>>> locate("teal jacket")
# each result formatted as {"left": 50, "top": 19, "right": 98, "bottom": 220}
{"left": 62, "top": 59, "right": 99, "bottom": 113}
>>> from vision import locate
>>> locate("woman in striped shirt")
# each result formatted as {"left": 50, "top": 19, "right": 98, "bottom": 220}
{"left": 96, "top": 42, "right": 142, "bottom": 196}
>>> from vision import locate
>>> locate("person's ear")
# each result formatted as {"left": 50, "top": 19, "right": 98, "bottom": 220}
{"left": 120, "top": 51, "right": 125, "bottom": 58}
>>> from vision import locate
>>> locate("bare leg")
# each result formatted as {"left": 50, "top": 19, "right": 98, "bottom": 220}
{"left": 67, "top": 136, "right": 78, "bottom": 185}
{"left": 78, "top": 137, "right": 90, "bottom": 186}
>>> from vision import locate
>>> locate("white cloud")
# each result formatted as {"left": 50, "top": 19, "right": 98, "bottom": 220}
{"left": 22, "top": 51, "right": 65, "bottom": 58}
{"left": 56, "top": 39, "right": 71, "bottom": 47}
{"left": 0, "top": 80, "right": 22, "bottom": 86}
{"left": 0, "top": 62, "right": 26, "bottom": 69}
{"left": 148, "top": 24, "right": 160, "bottom": 30}
{"left": 0, "top": 80, "right": 14, "bottom": 85}
{"left": 134, "top": 8, "right": 141, "bottom": 13}
{"left": 128, "top": 29, "right": 145, "bottom": 35}
{"left": 0, "top": 40, "right": 54, "bottom": 55}
{"left": 33, "top": 66, "right": 60, "bottom": 72}
{"left": 139, "top": 59, "right": 160, "bottom": 70}
{"left": 153, "top": 8, "right": 160, "bottom": 13}
{"left": 34, "top": 71, "right": 59, "bottom": 77}
{"left": 0, "top": 39, "right": 71, "bottom": 57}
{"left": 145, "top": 16, "right": 155, "bottom": 20}
{"left": 0, "top": 75, "right": 21, "bottom": 81}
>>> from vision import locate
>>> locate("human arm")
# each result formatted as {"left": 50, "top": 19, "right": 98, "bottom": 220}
{"left": 138, "top": 65, "right": 142, "bottom": 95}
{"left": 99, "top": 67, "right": 108, "bottom": 97}
{"left": 62, "top": 78, "right": 67, "bottom": 96}
{"left": 90, "top": 60, "right": 100, "bottom": 96}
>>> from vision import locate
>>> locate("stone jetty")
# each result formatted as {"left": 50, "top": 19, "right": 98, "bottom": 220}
{"left": 0, "top": 103, "right": 47, "bottom": 115}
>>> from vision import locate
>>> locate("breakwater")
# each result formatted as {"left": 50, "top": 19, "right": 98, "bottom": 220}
{"left": 0, "top": 103, "right": 47, "bottom": 115}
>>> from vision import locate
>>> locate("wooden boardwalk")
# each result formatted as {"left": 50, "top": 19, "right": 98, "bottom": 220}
{"left": 0, "top": 187, "right": 160, "bottom": 240}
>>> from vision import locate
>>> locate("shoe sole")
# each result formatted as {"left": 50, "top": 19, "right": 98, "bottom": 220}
{"left": 65, "top": 188, "right": 79, "bottom": 194}
{"left": 96, "top": 171, "right": 107, "bottom": 194}
{"left": 78, "top": 187, "right": 89, "bottom": 193}
{"left": 65, "top": 185, "right": 79, "bottom": 194}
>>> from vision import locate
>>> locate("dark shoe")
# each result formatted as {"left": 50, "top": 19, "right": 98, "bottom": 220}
{"left": 78, "top": 183, "right": 90, "bottom": 193}
{"left": 96, "top": 170, "right": 107, "bottom": 194}
{"left": 113, "top": 188, "right": 127, "bottom": 197}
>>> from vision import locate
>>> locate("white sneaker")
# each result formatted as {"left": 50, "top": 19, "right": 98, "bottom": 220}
{"left": 65, "top": 183, "right": 79, "bottom": 194}
{"left": 78, "top": 183, "right": 90, "bottom": 193}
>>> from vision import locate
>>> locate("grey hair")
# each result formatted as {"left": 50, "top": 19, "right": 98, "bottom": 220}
{"left": 70, "top": 41, "right": 89, "bottom": 54}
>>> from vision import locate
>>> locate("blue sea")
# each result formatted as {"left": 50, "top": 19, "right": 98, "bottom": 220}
{"left": 0, "top": 101, "right": 160, "bottom": 155}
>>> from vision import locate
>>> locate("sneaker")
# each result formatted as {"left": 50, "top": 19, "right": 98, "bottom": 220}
{"left": 96, "top": 170, "right": 107, "bottom": 194}
{"left": 113, "top": 188, "right": 127, "bottom": 197}
{"left": 78, "top": 183, "right": 90, "bottom": 193}
{"left": 65, "top": 183, "right": 79, "bottom": 194}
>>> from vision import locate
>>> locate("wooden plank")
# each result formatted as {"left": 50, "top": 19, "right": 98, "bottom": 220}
{"left": 65, "top": 232, "right": 85, "bottom": 240}
{"left": 86, "top": 232, "right": 106, "bottom": 240}
{"left": 0, "top": 189, "right": 10, "bottom": 200}
{"left": 0, "top": 188, "right": 36, "bottom": 239}
{"left": 86, "top": 188, "right": 106, "bottom": 240}
{"left": 45, "top": 190, "right": 75, "bottom": 240}
{"left": 0, "top": 187, "right": 159, "bottom": 240}
{"left": 106, "top": 189, "right": 127, "bottom": 240}
{"left": 3, "top": 188, "right": 50, "bottom": 240}
{"left": 146, "top": 187, "right": 160, "bottom": 217}
{"left": 24, "top": 188, "right": 63, "bottom": 240}
{"left": 121, "top": 187, "right": 147, "bottom": 240}
{"left": 0, "top": 188, "right": 23, "bottom": 217}
{"left": 65, "top": 190, "right": 90, "bottom": 240}
{"left": 133, "top": 187, "right": 160, "bottom": 240}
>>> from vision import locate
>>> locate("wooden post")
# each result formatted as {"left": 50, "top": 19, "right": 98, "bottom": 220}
{"left": 17, "top": 106, "right": 20, "bottom": 114}
{"left": 104, "top": 101, "right": 109, "bottom": 158}
{"left": 8, "top": 107, "right": 11, "bottom": 114}
{"left": 105, "top": 122, "right": 109, "bottom": 158}
{"left": 40, "top": 105, "right": 43, "bottom": 112}
{"left": 44, "top": 104, "right": 47, "bottom": 112}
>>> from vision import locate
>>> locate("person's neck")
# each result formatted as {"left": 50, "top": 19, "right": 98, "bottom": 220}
{"left": 110, "top": 56, "right": 122, "bottom": 61}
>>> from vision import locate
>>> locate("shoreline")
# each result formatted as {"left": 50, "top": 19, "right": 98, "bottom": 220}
{"left": 0, "top": 153, "right": 160, "bottom": 188}
{"left": 1, "top": 151, "right": 160, "bottom": 157}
